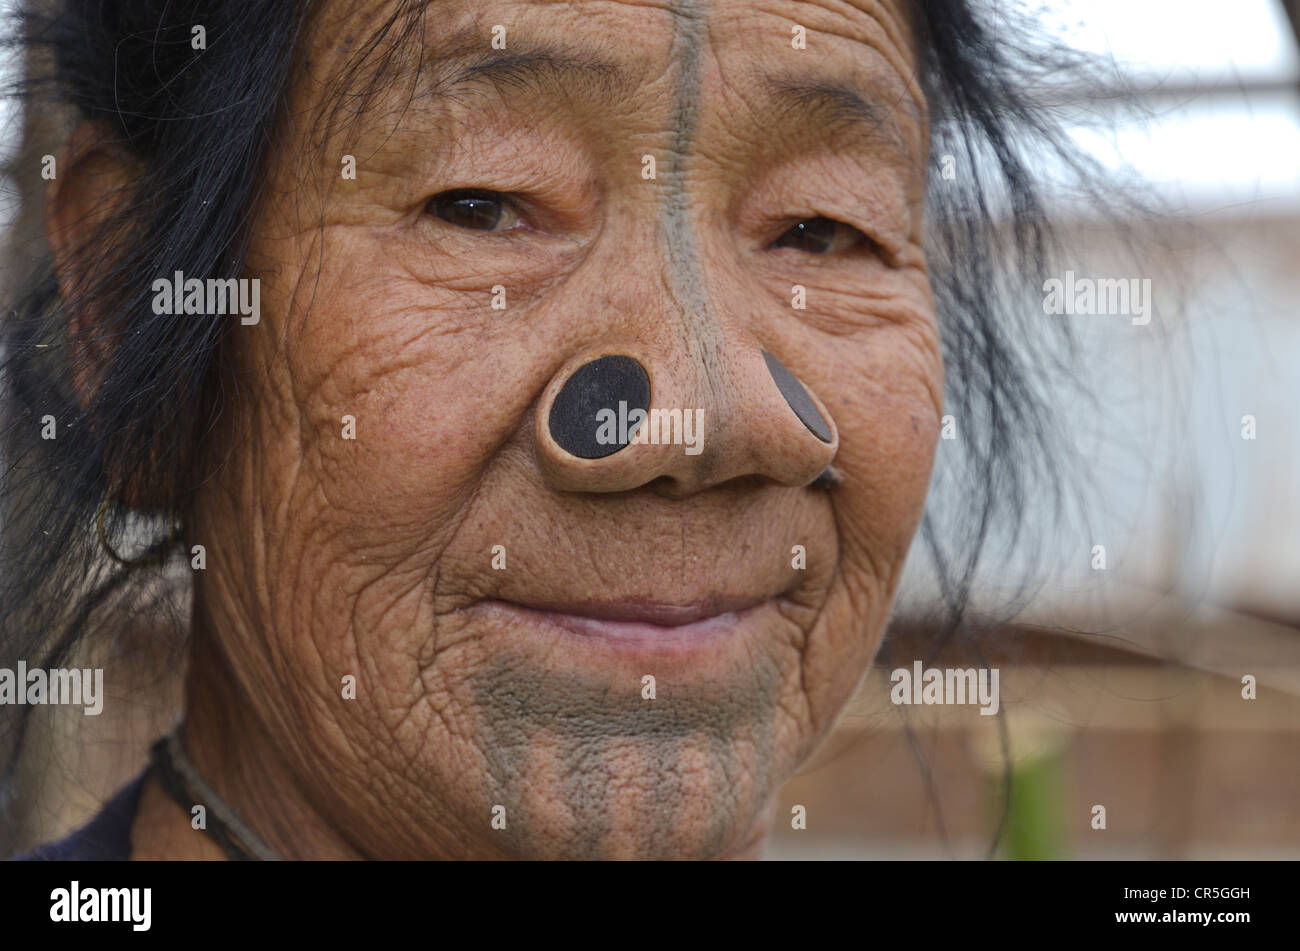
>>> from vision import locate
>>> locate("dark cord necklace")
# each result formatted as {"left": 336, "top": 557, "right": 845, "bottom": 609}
{"left": 149, "top": 728, "right": 282, "bottom": 861}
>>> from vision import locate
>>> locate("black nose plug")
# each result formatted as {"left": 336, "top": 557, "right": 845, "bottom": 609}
{"left": 762, "top": 350, "right": 832, "bottom": 443}
{"left": 547, "top": 355, "right": 651, "bottom": 459}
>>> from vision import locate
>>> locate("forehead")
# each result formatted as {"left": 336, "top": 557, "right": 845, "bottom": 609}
{"left": 305, "top": 0, "right": 925, "bottom": 149}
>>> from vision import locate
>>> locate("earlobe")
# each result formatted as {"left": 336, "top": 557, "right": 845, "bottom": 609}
{"left": 43, "top": 120, "right": 143, "bottom": 412}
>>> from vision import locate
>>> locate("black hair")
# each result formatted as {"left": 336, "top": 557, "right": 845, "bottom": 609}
{"left": 0, "top": 0, "right": 1147, "bottom": 855}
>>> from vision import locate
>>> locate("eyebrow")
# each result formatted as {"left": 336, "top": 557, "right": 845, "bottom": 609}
{"left": 413, "top": 41, "right": 634, "bottom": 111}
{"left": 759, "top": 75, "right": 918, "bottom": 155}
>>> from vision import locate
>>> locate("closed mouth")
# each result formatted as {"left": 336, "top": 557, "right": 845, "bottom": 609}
{"left": 501, "top": 596, "right": 767, "bottom": 626}
{"left": 473, "top": 595, "right": 779, "bottom": 649}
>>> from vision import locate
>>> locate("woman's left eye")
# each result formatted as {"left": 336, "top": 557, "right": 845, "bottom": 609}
{"left": 770, "top": 217, "right": 867, "bottom": 255}
{"left": 427, "top": 189, "right": 522, "bottom": 232}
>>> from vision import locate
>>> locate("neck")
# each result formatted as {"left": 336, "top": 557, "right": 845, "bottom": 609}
{"left": 131, "top": 623, "right": 362, "bottom": 861}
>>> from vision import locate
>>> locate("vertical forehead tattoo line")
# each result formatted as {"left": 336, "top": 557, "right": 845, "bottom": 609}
{"left": 662, "top": 0, "right": 719, "bottom": 371}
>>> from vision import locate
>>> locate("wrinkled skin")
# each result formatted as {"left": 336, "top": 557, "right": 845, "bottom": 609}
{"left": 66, "top": 0, "right": 943, "bottom": 859}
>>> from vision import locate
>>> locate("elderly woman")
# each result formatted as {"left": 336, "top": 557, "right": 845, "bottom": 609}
{"left": 2, "top": 0, "right": 1088, "bottom": 860}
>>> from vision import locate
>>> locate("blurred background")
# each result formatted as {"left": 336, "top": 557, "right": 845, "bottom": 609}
{"left": 1, "top": 0, "right": 1298, "bottom": 858}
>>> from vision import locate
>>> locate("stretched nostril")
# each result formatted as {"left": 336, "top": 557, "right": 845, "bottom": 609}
{"left": 761, "top": 350, "right": 832, "bottom": 443}
{"left": 546, "top": 355, "right": 651, "bottom": 459}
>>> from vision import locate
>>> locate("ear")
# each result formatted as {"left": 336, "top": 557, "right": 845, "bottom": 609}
{"left": 45, "top": 122, "right": 168, "bottom": 509}
{"left": 44, "top": 120, "right": 144, "bottom": 414}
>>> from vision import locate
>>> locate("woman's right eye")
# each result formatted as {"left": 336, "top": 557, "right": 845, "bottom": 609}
{"left": 427, "top": 189, "right": 521, "bottom": 232}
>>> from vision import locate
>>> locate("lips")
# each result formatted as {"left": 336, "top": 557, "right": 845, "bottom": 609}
{"left": 475, "top": 595, "right": 778, "bottom": 649}
{"left": 504, "top": 596, "right": 767, "bottom": 627}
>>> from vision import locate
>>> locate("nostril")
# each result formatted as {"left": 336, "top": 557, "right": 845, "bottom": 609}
{"left": 547, "top": 355, "right": 651, "bottom": 459}
{"left": 761, "top": 350, "right": 832, "bottom": 443}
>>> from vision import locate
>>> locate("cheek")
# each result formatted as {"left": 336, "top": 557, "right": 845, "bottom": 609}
{"left": 791, "top": 301, "right": 943, "bottom": 724}
{"left": 832, "top": 321, "right": 943, "bottom": 574}
{"left": 259, "top": 228, "right": 559, "bottom": 546}
{"left": 811, "top": 253, "right": 943, "bottom": 533}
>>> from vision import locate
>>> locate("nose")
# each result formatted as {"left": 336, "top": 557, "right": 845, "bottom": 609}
{"left": 535, "top": 347, "right": 838, "bottom": 496}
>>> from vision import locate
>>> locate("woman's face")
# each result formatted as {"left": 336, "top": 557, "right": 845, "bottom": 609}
{"left": 193, "top": 0, "right": 941, "bottom": 858}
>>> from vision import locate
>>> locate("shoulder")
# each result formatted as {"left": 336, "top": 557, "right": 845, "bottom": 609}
{"left": 9, "top": 770, "right": 148, "bottom": 861}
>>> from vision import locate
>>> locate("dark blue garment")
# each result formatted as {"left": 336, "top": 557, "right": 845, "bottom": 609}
{"left": 10, "top": 771, "right": 147, "bottom": 861}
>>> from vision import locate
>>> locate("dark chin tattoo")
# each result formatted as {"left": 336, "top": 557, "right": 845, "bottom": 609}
{"left": 471, "top": 653, "right": 785, "bottom": 859}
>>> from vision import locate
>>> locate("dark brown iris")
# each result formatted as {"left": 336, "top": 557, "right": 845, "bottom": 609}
{"left": 773, "top": 217, "right": 860, "bottom": 254}
{"left": 431, "top": 189, "right": 504, "bottom": 230}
